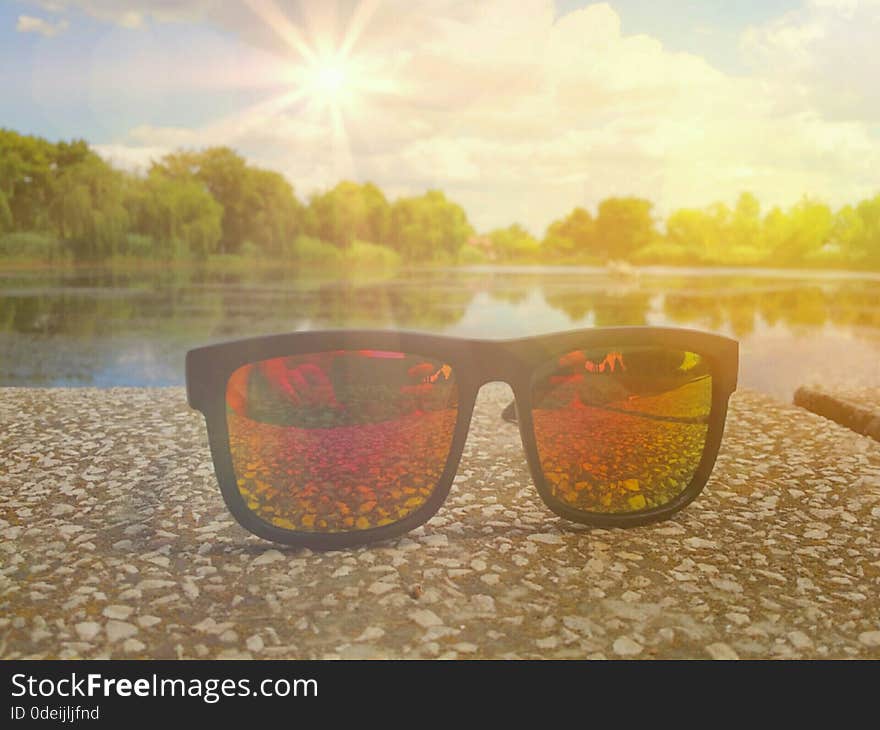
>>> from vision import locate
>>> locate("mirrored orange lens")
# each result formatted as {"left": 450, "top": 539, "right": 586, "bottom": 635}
{"left": 531, "top": 347, "right": 712, "bottom": 514}
{"left": 226, "top": 350, "right": 458, "bottom": 532}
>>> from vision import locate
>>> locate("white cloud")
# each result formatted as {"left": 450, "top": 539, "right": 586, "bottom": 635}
{"left": 92, "top": 143, "right": 170, "bottom": 171}
{"left": 73, "top": 1, "right": 880, "bottom": 232}
{"left": 742, "top": 0, "right": 880, "bottom": 121}
{"left": 16, "top": 14, "right": 69, "bottom": 37}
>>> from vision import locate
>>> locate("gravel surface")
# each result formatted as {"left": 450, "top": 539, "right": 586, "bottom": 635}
{"left": 1, "top": 385, "right": 879, "bottom": 659}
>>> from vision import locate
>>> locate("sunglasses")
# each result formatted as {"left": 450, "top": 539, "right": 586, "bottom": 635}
{"left": 186, "top": 327, "right": 738, "bottom": 548}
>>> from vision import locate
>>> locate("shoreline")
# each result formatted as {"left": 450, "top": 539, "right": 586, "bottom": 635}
{"left": 3, "top": 259, "right": 880, "bottom": 278}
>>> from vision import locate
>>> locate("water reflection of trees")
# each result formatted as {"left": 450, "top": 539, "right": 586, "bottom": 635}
{"left": 3, "top": 270, "right": 880, "bottom": 345}
{"left": 535, "top": 275, "right": 880, "bottom": 337}
{"left": 662, "top": 282, "right": 880, "bottom": 336}
{"left": 226, "top": 272, "right": 476, "bottom": 331}
{"left": 0, "top": 269, "right": 477, "bottom": 339}
{"left": 542, "top": 287, "right": 652, "bottom": 325}
{"left": 485, "top": 274, "right": 535, "bottom": 306}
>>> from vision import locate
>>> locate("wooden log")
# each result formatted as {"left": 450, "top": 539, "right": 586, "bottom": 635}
{"left": 793, "top": 386, "right": 880, "bottom": 442}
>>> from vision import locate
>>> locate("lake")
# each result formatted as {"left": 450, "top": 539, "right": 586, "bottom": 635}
{"left": 1, "top": 265, "right": 879, "bottom": 400}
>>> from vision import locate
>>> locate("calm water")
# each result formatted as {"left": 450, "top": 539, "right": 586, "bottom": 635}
{"left": 1, "top": 265, "right": 878, "bottom": 400}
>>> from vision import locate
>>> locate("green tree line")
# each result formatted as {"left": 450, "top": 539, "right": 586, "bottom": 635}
{"left": 2, "top": 129, "right": 879, "bottom": 269}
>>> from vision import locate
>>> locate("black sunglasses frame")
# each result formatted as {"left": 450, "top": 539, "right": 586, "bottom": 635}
{"left": 186, "top": 327, "right": 738, "bottom": 549}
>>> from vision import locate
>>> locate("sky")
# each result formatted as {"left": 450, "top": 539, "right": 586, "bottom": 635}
{"left": 3, "top": 0, "right": 880, "bottom": 234}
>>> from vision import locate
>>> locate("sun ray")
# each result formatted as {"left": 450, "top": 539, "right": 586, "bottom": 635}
{"left": 197, "top": 87, "right": 310, "bottom": 143}
{"left": 170, "top": 0, "right": 395, "bottom": 168}
{"left": 339, "top": 0, "right": 382, "bottom": 61}
{"left": 300, "top": 0, "right": 339, "bottom": 58}
{"left": 243, "top": 0, "right": 317, "bottom": 65}
{"left": 330, "top": 103, "right": 355, "bottom": 180}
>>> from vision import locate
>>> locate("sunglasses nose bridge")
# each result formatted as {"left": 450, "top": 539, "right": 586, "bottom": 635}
{"left": 466, "top": 340, "right": 525, "bottom": 387}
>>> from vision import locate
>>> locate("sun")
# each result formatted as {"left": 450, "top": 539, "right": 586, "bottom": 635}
{"left": 242, "top": 0, "right": 396, "bottom": 113}
{"left": 234, "top": 0, "right": 399, "bottom": 176}
{"left": 310, "top": 62, "right": 348, "bottom": 100}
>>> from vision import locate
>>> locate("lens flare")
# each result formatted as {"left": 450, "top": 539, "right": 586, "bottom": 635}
{"left": 226, "top": 351, "right": 458, "bottom": 532}
{"left": 531, "top": 347, "right": 712, "bottom": 514}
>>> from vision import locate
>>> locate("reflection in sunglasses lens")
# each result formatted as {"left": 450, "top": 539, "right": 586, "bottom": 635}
{"left": 532, "top": 347, "right": 712, "bottom": 514}
{"left": 226, "top": 351, "right": 458, "bottom": 533}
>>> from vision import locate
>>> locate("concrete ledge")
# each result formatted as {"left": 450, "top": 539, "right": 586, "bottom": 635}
{"left": 794, "top": 386, "right": 880, "bottom": 442}
{"left": 1, "top": 386, "right": 879, "bottom": 659}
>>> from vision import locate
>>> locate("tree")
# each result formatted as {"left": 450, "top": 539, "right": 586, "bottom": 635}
{"left": 732, "top": 192, "right": 761, "bottom": 249}
{"left": 153, "top": 147, "right": 249, "bottom": 254}
{"left": 831, "top": 204, "right": 864, "bottom": 260}
{"left": 49, "top": 154, "right": 129, "bottom": 259}
{"left": 308, "top": 181, "right": 390, "bottom": 248}
{"left": 595, "top": 197, "right": 655, "bottom": 260}
{"left": 489, "top": 224, "right": 540, "bottom": 262}
{"left": 153, "top": 147, "right": 307, "bottom": 255}
{"left": 854, "top": 195, "right": 880, "bottom": 265}
{"left": 542, "top": 207, "right": 595, "bottom": 259}
{"left": 388, "top": 190, "right": 472, "bottom": 261}
{"left": 0, "top": 128, "right": 58, "bottom": 231}
{"left": 247, "top": 168, "right": 305, "bottom": 254}
{"left": 126, "top": 171, "right": 222, "bottom": 259}
{"left": 663, "top": 193, "right": 768, "bottom": 265}
{"left": 0, "top": 191, "right": 12, "bottom": 233}
{"left": 764, "top": 198, "right": 832, "bottom": 265}
{"left": 666, "top": 207, "right": 717, "bottom": 260}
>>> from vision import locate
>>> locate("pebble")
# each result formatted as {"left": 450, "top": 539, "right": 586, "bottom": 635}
{"left": 216, "top": 650, "right": 252, "bottom": 660}
{"left": 788, "top": 631, "right": 813, "bottom": 649}
{"left": 252, "top": 550, "right": 285, "bottom": 567}
{"left": 527, "top": 533, "right": 563, "bottom": 545}
{"left": 368, "top": 580, "right": 396, "bottom": 595}
{"left": 123, "top": 639, "right": 146, "bottom": 653}
{"left": 102, "top": 605, "right": 134, "bottom": 620}
{"left": 105, "top": 621, "right": 138, "bottom": 643}
{"left": 410, "top": 610, "right": 443, "bottom": 629}
{"left": 137, "top": 579, "right": 176, "bottom": 591}
{"left": 355, "top": 627, "right": 385, "bottom": 642}
{"left": 612, "top": 637, "right": 643, "bottom": 656}
{"left": 471, "top": 595, "right": 496, "bottom": 613}
{"left": 74, "top": 622, "right": 101, "bottom": 641}
{"left": 705, "top": 642, "right": 739, "bottom": 660}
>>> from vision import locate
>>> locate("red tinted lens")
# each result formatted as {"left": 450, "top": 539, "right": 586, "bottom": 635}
{"left": 226, "top": 350, "right": 458, "bottom": 532}
{"left": 532, "top": 347, "right": 712, "bottom": 513}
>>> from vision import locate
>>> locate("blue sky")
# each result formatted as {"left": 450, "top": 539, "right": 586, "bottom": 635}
{"left": 2, "top": 1, "right": 802, "bottom": 143}
{"left": 1, "top": 6, "right": 267, "bottom": 142}
{"left": 2, "top": 1, "right": 878, "bottom": 232}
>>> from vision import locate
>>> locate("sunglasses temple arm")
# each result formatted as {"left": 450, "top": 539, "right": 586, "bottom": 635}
{"left": 501, "top": 400, "right": 518, "bottom": 424}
